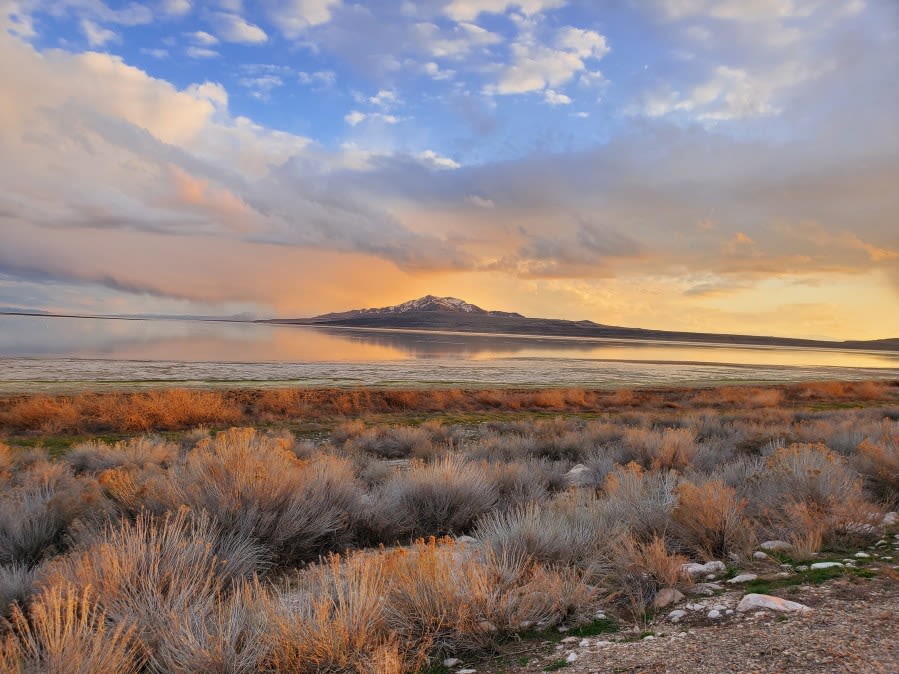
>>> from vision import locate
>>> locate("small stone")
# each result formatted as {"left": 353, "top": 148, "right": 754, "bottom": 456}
{"left": 579, "top": 639, "right": 590, "bottom": 648}
{"left": 685, "top": 602, "right": 704, "bottom": 611}
{"left": 654, "top": 587, "right": 685, "bottom": 609}
{"left": 810, "top": 562, "right": 843, "bottom": 570}
{"left": 594, "top": 611, "right": 607, "bottom": 620}
{"left": 443, "top": 658, "right": 461, "bottom": 668}
{"left": 642, "top": 635, "right": 656, "bottom": 640}
{"left": 796, "top": 565, "right": 809, "bottom": 572}
{"left": 855, "top": 552, "right": 871, "bottom": 558}
{"left": 725, "top": 609, "right": 733, "bottom": 615}
{"left": 565, "top": 464, "right": 592, "bottom": 487}
{"left": 727, "top": 573, "right": 758, "bottom": 584}
{"left": 736, "top": 593, "right": 812, "bottom": 614}
{"left": 882, "top": 512, "right": 898, "bottom": 526}
{"left": 682, "top": 560, "right": 726, "bottom": 578}
{"left": 668, "top": 609, "right": 687, "bottom": 623}
{"left": 566, "top": 652, "right": 578, "bottom": 663}
{"left": 595, "top": 640, "right": 613, "bottom": 647}
{"left": 712, "top": 604, "right": 727, "bottom": 612}
{"left": 687, "top": 582, "right": 723, "bottom": 596}
{"left": 561, "top": 636, "right": 579, "bottom": 644}
{"left": 754, "top": 551, "right": 769, "bottom": 560}
{"left": 707, "top": 609, "right": 722, "bottom": 619}
{"left": 760, "top": 540, "right": 793, "bottom": 552}
{"left": 457, "top": 670, "right": 477, "bottom": 674}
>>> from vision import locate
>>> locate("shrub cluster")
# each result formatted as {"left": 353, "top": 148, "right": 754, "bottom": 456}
{"left": 0, "top": 387, "right": 896, "bottom": 671}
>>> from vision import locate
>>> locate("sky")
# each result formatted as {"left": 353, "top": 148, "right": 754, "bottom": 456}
{"left": 0, "top": 0, "right": 897, "bottom": 340}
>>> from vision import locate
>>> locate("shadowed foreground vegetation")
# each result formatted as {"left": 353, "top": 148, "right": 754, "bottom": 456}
{"left": 0, "top": 381, "right": 897, "bottom": 672}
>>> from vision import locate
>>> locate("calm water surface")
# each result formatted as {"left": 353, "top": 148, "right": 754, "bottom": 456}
{"left": 1, "top": 315, "right": 898, "bottom": 392}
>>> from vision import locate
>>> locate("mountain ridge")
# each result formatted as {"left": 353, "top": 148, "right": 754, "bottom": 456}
{"left": 265, "top": 296, "right": 899, "bottom": 352}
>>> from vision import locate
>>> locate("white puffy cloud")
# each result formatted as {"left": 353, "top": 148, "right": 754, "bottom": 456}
{"left": 414, "top": 21, "right": 502, "bottom": 59}
{"left": 160, "top": 0, "right": 191, "bottom": 16}
{"left": 490, "top": 24, "right": 609, "bottom": 95}
{"left": 265, "top": 0, "right": 341, "bottom": 37}
{"left": 444, "top": 0, "right": 565, "bottom": 21}
{"left": 418, "top": 150, "right": 461, "bottom": 169}
{"left": 80, "top": 19, "right": 117, "bottom": 47}
{"left": 544, "top": 89, "right": 571, "bottom": 105}
{"left": 211, "top": 12, "right": 268, "bottom": 44}
{"left": 190, "top": 30, "right": 219, "bottom": 45}
{"left": 186, "top": 46, "right": 219, "bottom": 59}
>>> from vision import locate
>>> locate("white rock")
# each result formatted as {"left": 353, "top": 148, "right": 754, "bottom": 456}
{"left": 682, "top": 560, "right": 726, "bottom": 578}
{"left": 579, "top": 639, "right": 590, "bottom": 648}
{"left": 595, "top": 640, "right": 613, "bottom": 647}
{"left": 809, "top": 562, "right": 843, "bottom": 570}
{"left": 668, "top": 609, "right": 687, "bottom": 623}
{"left": 760, "top": 540, "right": 793, "bottom": 552}
{"left": 457, "top": 670, "right": 477, "bottom": 674}
{"left": 642, "top": 635, "right": 656, "bottom": 640}
{"left": 561, "top": 636, "right": 579, "bottom": 644}
{"left": 882, "top": 512, "right": 898, "bottom": 526}
{"left": 707, "top": 610, "right": 722, "bottom": 619}
{"left": 754, "top": 551, "right": 769, "bottom": 560}
{"left": 594, "top": 611, "right": 607, "bottom": 620}
{"left": 685, "top": 603, "right": 704, "bottom": 611}
{"left": 443, "top": 658, "right": 461, "bottom": 667}
{"left": 854, "top": 552, "right": 871, "bottom": 558}
{"left": 565, "top": 464, "right": 592, "bottom": 486}
{"left": 736, "top": 593, "right": 812, "bottom": 614}
{"left": 727, "top": 573, "right": 758, "bottom": 584}
{"left": 796, "top": 565, "right": 809, "bottom": 572}
{"left": 712, "top": 604, "right": 727, "bottom": 612}
{"left": 566, "top": 652, "right": 578, "bottom": 663}
{"left": 687, "top": 582, "right": 723, "bottom": 596}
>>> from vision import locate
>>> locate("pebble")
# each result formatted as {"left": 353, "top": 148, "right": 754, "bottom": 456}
{"left": 443, "top": 658, "right": 461, "bottom": 667}
{"left": 685, "top": 603, "right": 704, "bottom": 611}
{"left": 754, "top": 551, "right": 769, "bottom": 560}
{"left": 668, "top": 609, "right": 687, "bottom": 623}
{"left": 457, "top": 670, "right": 477, "bottom": 674}
{"left": 566, "top": 652, "right": 578, "bottom": 663}
{"left": 687, "top": 582, "right": 724, "bottom": 596}
{"left": 760, "top": 540, "right": 793, "bottom": 552}
{"left": 561, "top": 636, "right": 579, "bottom": 644}
{"left": 855, "top": 552, "right": 871, "bottom": 558}
{"left": 727, "top": 573, "right": 758, "bottom": 584}
{"left": 707, "top": 610, "right": 722, "bottom": 619}
{"left": 810, "top": 562, "right": 843, "bottom": 570}
{"left": 579, "top": 639, "right": 590, "bottom": 648}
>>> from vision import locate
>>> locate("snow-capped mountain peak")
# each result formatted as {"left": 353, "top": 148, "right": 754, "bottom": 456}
{"left": 316, "top": 296, "right": 524, "bottom": 319}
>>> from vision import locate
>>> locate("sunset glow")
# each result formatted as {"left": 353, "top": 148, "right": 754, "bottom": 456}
{"left": 1, "top": 1, "right": 897, "bottom": 339}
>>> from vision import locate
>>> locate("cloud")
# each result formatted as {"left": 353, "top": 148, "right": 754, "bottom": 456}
{"left": 80, "top": 19, "right": 118, "bottom": 47}
{"left": 190, "top": 30, "right": 219, "bottom": 45}
{"left": 418, "top": 150, "right": 461, "bottom": 170}
{"left": 490, "top": 25, "right": 609, "bottom": 95}
{"left": 444, "top": 0, "right": 566, "bottom": 22}
{"left": 211, "top": 12, "right": 268, "bottom": 44}
{"left": 544, "top": 89, "right": 571, "bottom": 105}
{"left": 161, "top": 0, "right": 191, "bottom": 16}
{"left": 264, "top": 0, "right": 341, "bottom": 37}
{"left": 186, "top": 46, "right": 219, "bottom": 59}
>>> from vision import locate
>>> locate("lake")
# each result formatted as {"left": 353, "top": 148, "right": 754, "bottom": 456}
{"left": 1, "top": 314, "right": 898, "bottom": 392}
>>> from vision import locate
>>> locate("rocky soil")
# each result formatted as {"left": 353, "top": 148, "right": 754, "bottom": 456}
{"left": 440, "top": 527, "right": 899, "bottom": 674}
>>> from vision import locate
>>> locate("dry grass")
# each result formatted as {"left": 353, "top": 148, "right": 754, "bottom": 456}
{"left": 0, "top": 382, "right": 896, "bottom": 671}
{"left": 671, "top": 479, "right": 754, "bottom": 559}
{"left": 1, "top": 585, "right": 143, "bottom": 674}
{"left": 1, "top": 380, "right": 894, "bottom": 434}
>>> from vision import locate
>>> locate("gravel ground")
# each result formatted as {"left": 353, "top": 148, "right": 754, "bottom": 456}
{"left": 474, "top": 573, "right": 899, "bottom": 674}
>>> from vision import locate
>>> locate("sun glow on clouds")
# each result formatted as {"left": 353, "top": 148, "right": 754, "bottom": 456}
{"left": 0, "top": 0, "right": 897, "bottom": 339}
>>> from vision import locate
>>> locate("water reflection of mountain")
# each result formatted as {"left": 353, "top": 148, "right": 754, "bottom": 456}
{"left": 318, "top": 328, "right": 659, "bottom": 359}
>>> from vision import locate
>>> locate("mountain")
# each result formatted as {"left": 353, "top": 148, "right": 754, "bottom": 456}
{"left": 266, "top": 296, "right": 899, "bottom": 352}
{"left": 313, "top": 295, "right": 524, "bottom": 321}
